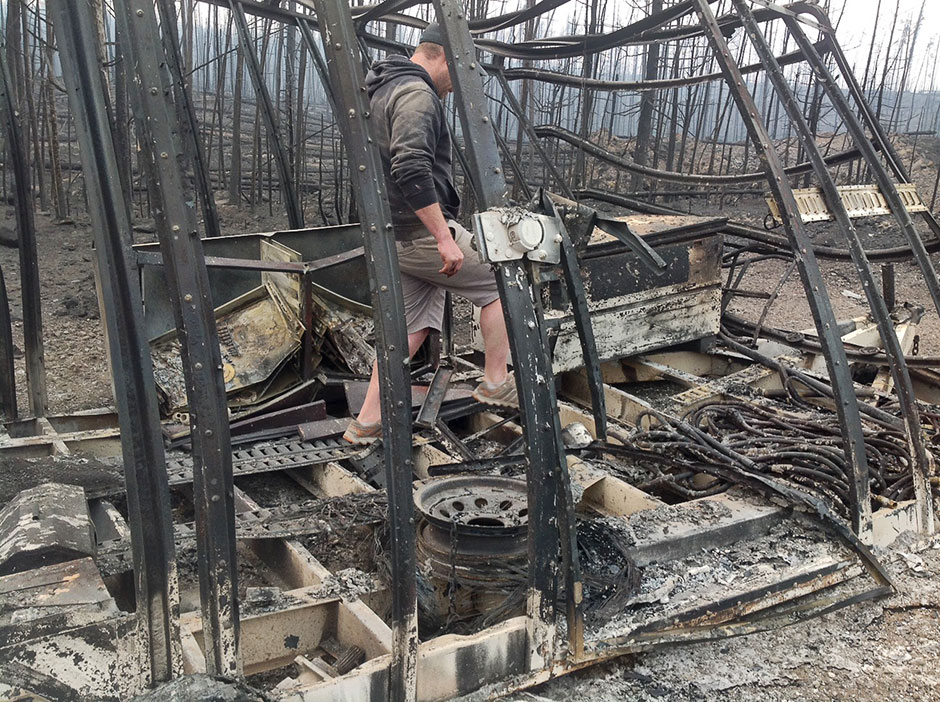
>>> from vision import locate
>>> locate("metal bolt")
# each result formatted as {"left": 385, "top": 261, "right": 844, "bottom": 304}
{"left": 348, "top": 109, "right": 356, "bottom": 118}
{"left": 469, "top": 62, "right": 476, "bottom": 69}
{"left": 205, "top": 429, "right": 212, "bottom": 436}
{"left": 370, "top": 225, "right": 377, "bottom": 232}
{"left": 359, "top": 165, "right": 366, "bottom": 171}
{"left": 494, "top": 167, "right": 501, "bottom": 174}
{"left": 160, "top": 152, "right": 168, "bottom": 159}
{"left": 150, "top": 87, "right": 158, "bottom": 95}
{"left": 334, "top": 42, "right": 342, "bottom": 49}
{"left": 183, "top": 294, "right": 193, "bottom": 302}
{"left": 538, "top": 251, "right": 547, "bottom": 260}
{"left": 172, "top": 225, "right": 180, "bottom": 232}
{"left": 389, "top": 345, "right": 396, "bottom": 351}
{"left": 211, "top": 495, "right": 220, "bottom": 503}
{"left": 397, "top": 401, "right": 405, "bottom": 408}
{"left": 194, "top": 362, "right": 203, "bottom": 370}
{"left": 136, "top": 9, "right": 144, "bottom": 16}
{"left": 554, "top": 235, "right": 563, "bottom": 243}
{"left": 527, "top": 321, "right": 536, "bottom": 329}
{"left": 482, "top": 116, "right": 489, "bottom": 123}
{"left": 380, "top": 285, "right": 388, "bottom": 292}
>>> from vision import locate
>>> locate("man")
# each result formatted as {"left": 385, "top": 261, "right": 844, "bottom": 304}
{"left": 343, "top": 23, "right": 516, "bottom": 444}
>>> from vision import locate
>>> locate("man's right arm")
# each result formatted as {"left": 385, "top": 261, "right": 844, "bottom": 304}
{"left": 387, "top": 88, "right": 463, "bottom": 275}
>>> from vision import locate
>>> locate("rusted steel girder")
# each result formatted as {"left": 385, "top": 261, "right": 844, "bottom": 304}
{"left": 731, "top": 0, "right": 933, "bottom": 534}
{"left": 692, "top": 0, "right": 873, "bottom": 537}
{"left": 307, "top": 2, "right": 418, "bottom": 700}
{"left": 46, "top": 0, "right": 181, "bottom": 684}
{"left": 432, "top": 0, "right": 586, "bottom": 664}
{"left": 115, "top": 0, "right": 241, "bottom": 676}
{"left": 229, "top": 0, "right": 304, "bottom": 229}
{"left": 0, "top": 43, "right": 46, "bottom": 417}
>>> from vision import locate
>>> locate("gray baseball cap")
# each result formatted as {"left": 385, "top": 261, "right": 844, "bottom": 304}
{"left": 419, "top": 22, "right": 445, "bottom": 46}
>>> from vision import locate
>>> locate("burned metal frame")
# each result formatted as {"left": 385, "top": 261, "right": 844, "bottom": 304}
{"left": 45, "top": 0, "right": 181, "bottom": 684}
{"left": 305, "top": 2, "right": 419, "bottom": 700}
{"left": 7, "top": 0, "right": 937, "bottom": 696}
{"left": 0, "top": 42, "right": 46, "bottom": 418}
{"left": 691, "top": 0, "right": 874, "bottom": 536}
{"left": 114, "top": 0, "right": 241, "bottom": 676}
{"left": 432, "top": 0, "right": 587, "bottom": 664}
{"left": 229, "top": 0, "right": 304, "bottom": 229}
{"left": 729, "top": 0, "right": 933, "bottom": 532}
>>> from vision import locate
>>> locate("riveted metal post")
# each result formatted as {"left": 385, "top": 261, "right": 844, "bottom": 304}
{"left": 433, "top": 0, "right": 586, "bottom": 663}
{"left": 230, "top": 0, "right": 304, "bottom": 229}
{"left": 307, "top": 2, "right": 417, "bottom": 700}
{"left": 733, "top": 0, "right": 932, "bottom": 535}
{"left": 47, "top": 0, "right": 181, "bottom": 684}
{"left": 0, "top": 44, "right": 46, "bottom": 417}
{"left": 692, "top": 0, "right": 873, "bottom": 538}
{"left": 154, "top": 0, "right": 222, "bottom": 239}
{"left": 115, "top": 0, "right": 240, "bottom": 676}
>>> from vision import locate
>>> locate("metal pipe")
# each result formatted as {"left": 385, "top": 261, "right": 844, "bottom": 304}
{"left": 537, "top": 125, "right": 865, "bottom": 185}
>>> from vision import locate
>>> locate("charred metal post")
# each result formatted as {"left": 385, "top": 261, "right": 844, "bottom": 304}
{"left": 230, "top": 0, "right": 304, "bottom": 230}
{"left": 780, "top": 8, "right": 940, "bottom": 321}
{"left": 0, "top": 45, "right": 46, "bottom": 417}
{"left": 433, "top": 1, "right": 586, "bottom": 662}
{"left": 732, "top": 0, "right": 932, "bottom": 533}
{"left": 308, "top": 2, "right": 418, "bottom": 699}
{"left": 115, "top": 0, "right": 240, "bottom": 676}
{"left": 154, "top": 0, "right": 222, "bottom": 239}
{"left": 0, "top": 269, "right": 15, "bottom": 420}
{"left": 46, "top": 0, "right": 181, "bottom": 683}
{"left": 692, "top": 0, "right": 873, "bottom": 537}
{"left": 882, "top": 264, "right": 896, "bottom": 311}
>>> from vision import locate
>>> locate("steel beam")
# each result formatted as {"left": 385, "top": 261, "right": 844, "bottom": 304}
{"left": 230, "top": 0, "right": 304, "bottom": 229}
{"left": 306, "top": 2, "right": 417, "bottom": 700}
{"left": 692, "top": 0, "right": 873, "bottom": 537}
{"left": 0, "top": 45, "right": 46, "bottom": 417}
{"left": 154, "top": 0, "right": 222, "bottom": 239}
{"left": 433, "top": 0, "right": 585, "bottom": 662}
{"left": 46, "top": 0, "right": 181, "bottom": 684}
{"left": 732, "top": 0, "right": 933, "bottom": 534}
{"left": 115, "top": 0, "right": 240, "bottom": 676}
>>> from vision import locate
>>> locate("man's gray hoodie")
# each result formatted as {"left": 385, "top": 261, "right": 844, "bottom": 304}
{"left": 365, "top": 55, "right": 460, "bottom": 240}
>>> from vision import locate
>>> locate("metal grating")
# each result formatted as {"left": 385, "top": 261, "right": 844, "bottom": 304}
{"left": 165, "top": 436, "right": 362, "bottom": 486}
{"left": 766, "top": 183, "right": 929, "bottom": 223}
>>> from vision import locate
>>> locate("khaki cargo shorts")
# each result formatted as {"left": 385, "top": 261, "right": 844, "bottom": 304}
{"left": 396, "top": 219, "right": 500, "bottom": 333}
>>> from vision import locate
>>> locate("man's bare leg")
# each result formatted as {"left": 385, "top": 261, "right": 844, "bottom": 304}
{"left": 355, "top": 328, "right": 430, "bottom": 426}
{"left": 480, "top": 298, "right": 509, "bottom": 386}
